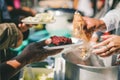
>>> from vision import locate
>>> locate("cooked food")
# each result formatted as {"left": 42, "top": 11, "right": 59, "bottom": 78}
{"left": 78, "top": 46, "right": 90, "bottom": 60}
{"left": 72, "top": 11, "right": 91, "bottom": 42}
{"left": 22, "top": 16, "right": 40, "bottom": 23}
{"left": 22, "top": 12, "right": 54, "bottom": 24}
{"left": 35, "top": 13, "right": 54, "bottom": 22}
{"left": 72, "top": 11, "right": 92, "bottom": 60}
{"left": 48, "top": 36, "right": 72, "bottom": 46}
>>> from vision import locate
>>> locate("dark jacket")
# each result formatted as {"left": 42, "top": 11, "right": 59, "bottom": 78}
{"left": 0, "top": 0, "right": 29, "bottom": 80}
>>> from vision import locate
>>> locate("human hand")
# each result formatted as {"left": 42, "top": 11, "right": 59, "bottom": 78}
{"left": 22, "top": 7, "right": 36, "bottom": 16}
{"left": 83, "top": 17, "right": 106, "bottom": 31}
{"left": 18, "top": 23, "right": 33, "bottom": 32}
{"left": 92, "top": 35, "right": 120, "bottom": 57}
{"left": 15, "top": 40, "right": 63, "bottom": 64}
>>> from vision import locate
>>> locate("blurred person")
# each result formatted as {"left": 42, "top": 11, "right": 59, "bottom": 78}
{"left": 94, "top": 0, "right": 119, "bottom": 19}
{"left": 73, "top": 0, "right": 94, "bottom": 17}
{"left": 93, "top": 0, "right": 106, "bottom": 18}
{"left": 0, "top": 1, "right": 63, "bottom": 80}
{"left": 96, "top": 0, "right": 105, "bottom": 11}
{"left": 0, "top": 0, "right": 34, "bottom": 80}
{"left": 5, "top": 0, "right": 36, "bottom": 20}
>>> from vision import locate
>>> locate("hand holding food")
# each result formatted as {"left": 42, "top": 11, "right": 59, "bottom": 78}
{"left": 72, "top": 11, "right": 92, "bottom": 42}
{"left": 18, "top": 23, "right": 33, "bottom": 32}
{"left": 92, "top": 35, "right": 120, "bottom": 57}
{"left": 83, "top": 17, "right": 107, "bottom": 32}
{"left": 14, "top": 40, "right": 63, "bottom": 64}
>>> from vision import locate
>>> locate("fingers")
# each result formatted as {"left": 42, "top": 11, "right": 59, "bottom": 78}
{"left": 99, "top": 47, "right": 117, "bottom": 57}
{"left": 92, "top": 45, "right": 109, "bottom": 54}
{"left": 93, "top": 38, "right": 111, "bottom": 49}
{"left": 18, "top": 23, "right": 33, "bottom": 32}
{"left": 92, "top": 41, "right": 117, "bottom": 57}
{"left": 101, "top": 35, "right": 112, "bottom": 40}
{"left": 45, "top": 39, "right": 52, "bottom": 45}
{"left": 35, "top": 40, "right": 46, "bottom": 48}
{"left": 35, "top": 39, "right": 52, "bottom": 48}
{"left": 47, "top": 49, "right": 63, "bottom": 56}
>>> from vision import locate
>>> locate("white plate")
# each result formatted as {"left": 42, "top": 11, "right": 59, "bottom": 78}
{"left": 21, "top": 19, "right": 55, "bottom": 24}
{"left": 44, "top": 37, "right": 83, "bottom": 50}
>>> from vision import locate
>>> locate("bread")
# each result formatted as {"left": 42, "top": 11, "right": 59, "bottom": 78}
{"left": 72, "top": 11, "right": 91, "bottom": 42}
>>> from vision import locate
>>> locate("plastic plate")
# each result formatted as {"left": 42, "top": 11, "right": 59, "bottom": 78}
{"left": 21, "top": 19, "right": 55, "bottom": 24}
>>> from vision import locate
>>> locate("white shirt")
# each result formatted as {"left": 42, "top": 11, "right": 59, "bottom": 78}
{"left": 100, "top": 3, "right": 120, "bottom": 35}
{"left": 77, "top": 0, "right": 93, "bottom": 17}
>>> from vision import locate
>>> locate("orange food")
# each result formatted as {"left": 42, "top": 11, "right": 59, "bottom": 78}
{"left": 72, "top": 11, "right": 91, "bottom": 42}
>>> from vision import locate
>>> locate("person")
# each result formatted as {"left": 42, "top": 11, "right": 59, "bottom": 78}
{"left": 5, "top": 0, "right": 36, "bottom": 19}
{"left": 0, "top": 0, "right": 34, "bottom": 80}
{"left": 0, "top": 37, "right": 62, "bottom": 80}
{"left": 0, "top": 0, "right": 31, "bottom": 65}
{"left": 0, "top": 1, "right": 63, "bottom": 80}
{"left": 73, "top": 0, "right": 93, "bottom": 17}
{"left": 81, "top": 2, "right": 120, "bottom": 57}
{"left": 93, "top": 0, "right": 106, "bottom": 19}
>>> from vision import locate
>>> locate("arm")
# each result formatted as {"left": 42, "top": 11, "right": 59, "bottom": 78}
{"left": 0, "top": 40, "right": 62, "bottom": 80}
{"left": 100, "top": 8, "right": 120, "bottom": 32}
{"left": 83, "top": 8, "right": 120, "bottom": 32}
{"left": 73, "top": 0, "right": 79, "bottom": 10}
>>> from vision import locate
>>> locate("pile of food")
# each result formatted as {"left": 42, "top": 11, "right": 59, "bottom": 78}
{"left": 21, "top": 12, "right": 54, "bottom": 24}
{"left": 48, "top": 36, "right": 72, "bottom": 46}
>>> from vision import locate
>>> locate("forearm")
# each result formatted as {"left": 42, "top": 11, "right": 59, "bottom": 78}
{"left": 100, "top": 8, "right": 120, "bottom": 32}
{"left": 73, "top": 0, "right": 78, "bottom": 9}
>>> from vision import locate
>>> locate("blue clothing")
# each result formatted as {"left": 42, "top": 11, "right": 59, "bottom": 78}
{"left": 0, "top": 0, "right": 10, "bottom": 20}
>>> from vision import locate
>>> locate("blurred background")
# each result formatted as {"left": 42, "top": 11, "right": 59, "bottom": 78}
{"left": 10, "top": 0, "right": 115, "bottom": 52}
{"left": 5, "top": 0, "right": 117, "bottom": 80}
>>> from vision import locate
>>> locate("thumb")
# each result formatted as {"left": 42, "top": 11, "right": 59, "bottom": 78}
{"left": 35, "top": 40, "right": 46, "bottom": 48}
{"left": 101, "top": 35, "right": 112, "bottom": 40}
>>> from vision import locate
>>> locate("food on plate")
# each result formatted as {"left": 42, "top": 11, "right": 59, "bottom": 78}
{"left": 35, "top": 13, "right": 54, "bottom": 22}
{"left": 21, "top": 16, "right": 40, "bottom": 23}
{"left": 21, "top": 12, "right": 54, "bottom": 24}
{"left": 46, "top": 36, "right": 72, "bottom": 46}
{"left": 72, "top": 11, "right": 92, "bottom": 42}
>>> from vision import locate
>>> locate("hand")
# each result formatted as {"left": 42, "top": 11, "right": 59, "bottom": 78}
{"left": 22, "top": 6, "right": 36, "bottom": 16}
{"left": 92, "top": 35, "right": 120, "bottom": 57}
{"left": 18, "top": 23, "right": 33, "bottom": 32}
{"left": 14, "top": 40, "right": 63, "bottom": 64}
{"left": 83, "top": 17, "right": 106, "bottom": 31}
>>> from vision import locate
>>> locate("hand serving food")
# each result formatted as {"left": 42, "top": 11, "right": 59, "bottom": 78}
{"left": 71, "top": 11, "right": 94, "bottom": 60}
{"left": 72, "top": 11, "right": 92, "bottom": 42}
